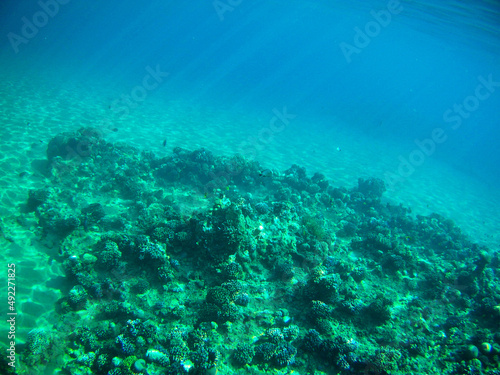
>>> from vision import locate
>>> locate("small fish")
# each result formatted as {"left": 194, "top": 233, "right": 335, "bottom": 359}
{"left": 19, "top": 171, "right": 29, "bottom": 178}
{"left": 111, "top": 127, "right": 118, "bottom": 132}
{"left": 336, "top": 147, "right": 341, "bottom": 152}
{"left": 162, "top": 139, "right": 167, "bottom": 147}
{"left": 259, "top": 169, "right": 273, "bottom": 178}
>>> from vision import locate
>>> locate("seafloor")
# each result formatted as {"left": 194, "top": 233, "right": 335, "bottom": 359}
{"left": 0, "top": 73, "right": 500, "bottom": 375}
{"left": 0, "top": 125, "right": 499, "bottom": 375}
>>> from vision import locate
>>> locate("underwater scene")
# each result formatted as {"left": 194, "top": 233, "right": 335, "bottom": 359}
{"left": 1, "top": 1, "right": 500, "bottom": 374}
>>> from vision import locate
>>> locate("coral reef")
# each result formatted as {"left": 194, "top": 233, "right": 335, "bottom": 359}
{"left": 12, "top": 128, "right": 500, "bottom": 375}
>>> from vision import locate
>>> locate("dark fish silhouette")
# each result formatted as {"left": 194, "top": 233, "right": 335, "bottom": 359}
{"left": 163, "top": 139, "right": 167, "bottom": 147}
{"left": 259, "top": 169, "right": 272, "bottom": 178}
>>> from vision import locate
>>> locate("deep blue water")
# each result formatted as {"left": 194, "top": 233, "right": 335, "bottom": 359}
{"left": 1, "top": 0, "right": 500, "bottom": 183}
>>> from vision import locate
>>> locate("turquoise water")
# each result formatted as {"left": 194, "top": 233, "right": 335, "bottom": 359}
{"left": 1, "top": 1, "right": 500, "bottom": 374}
